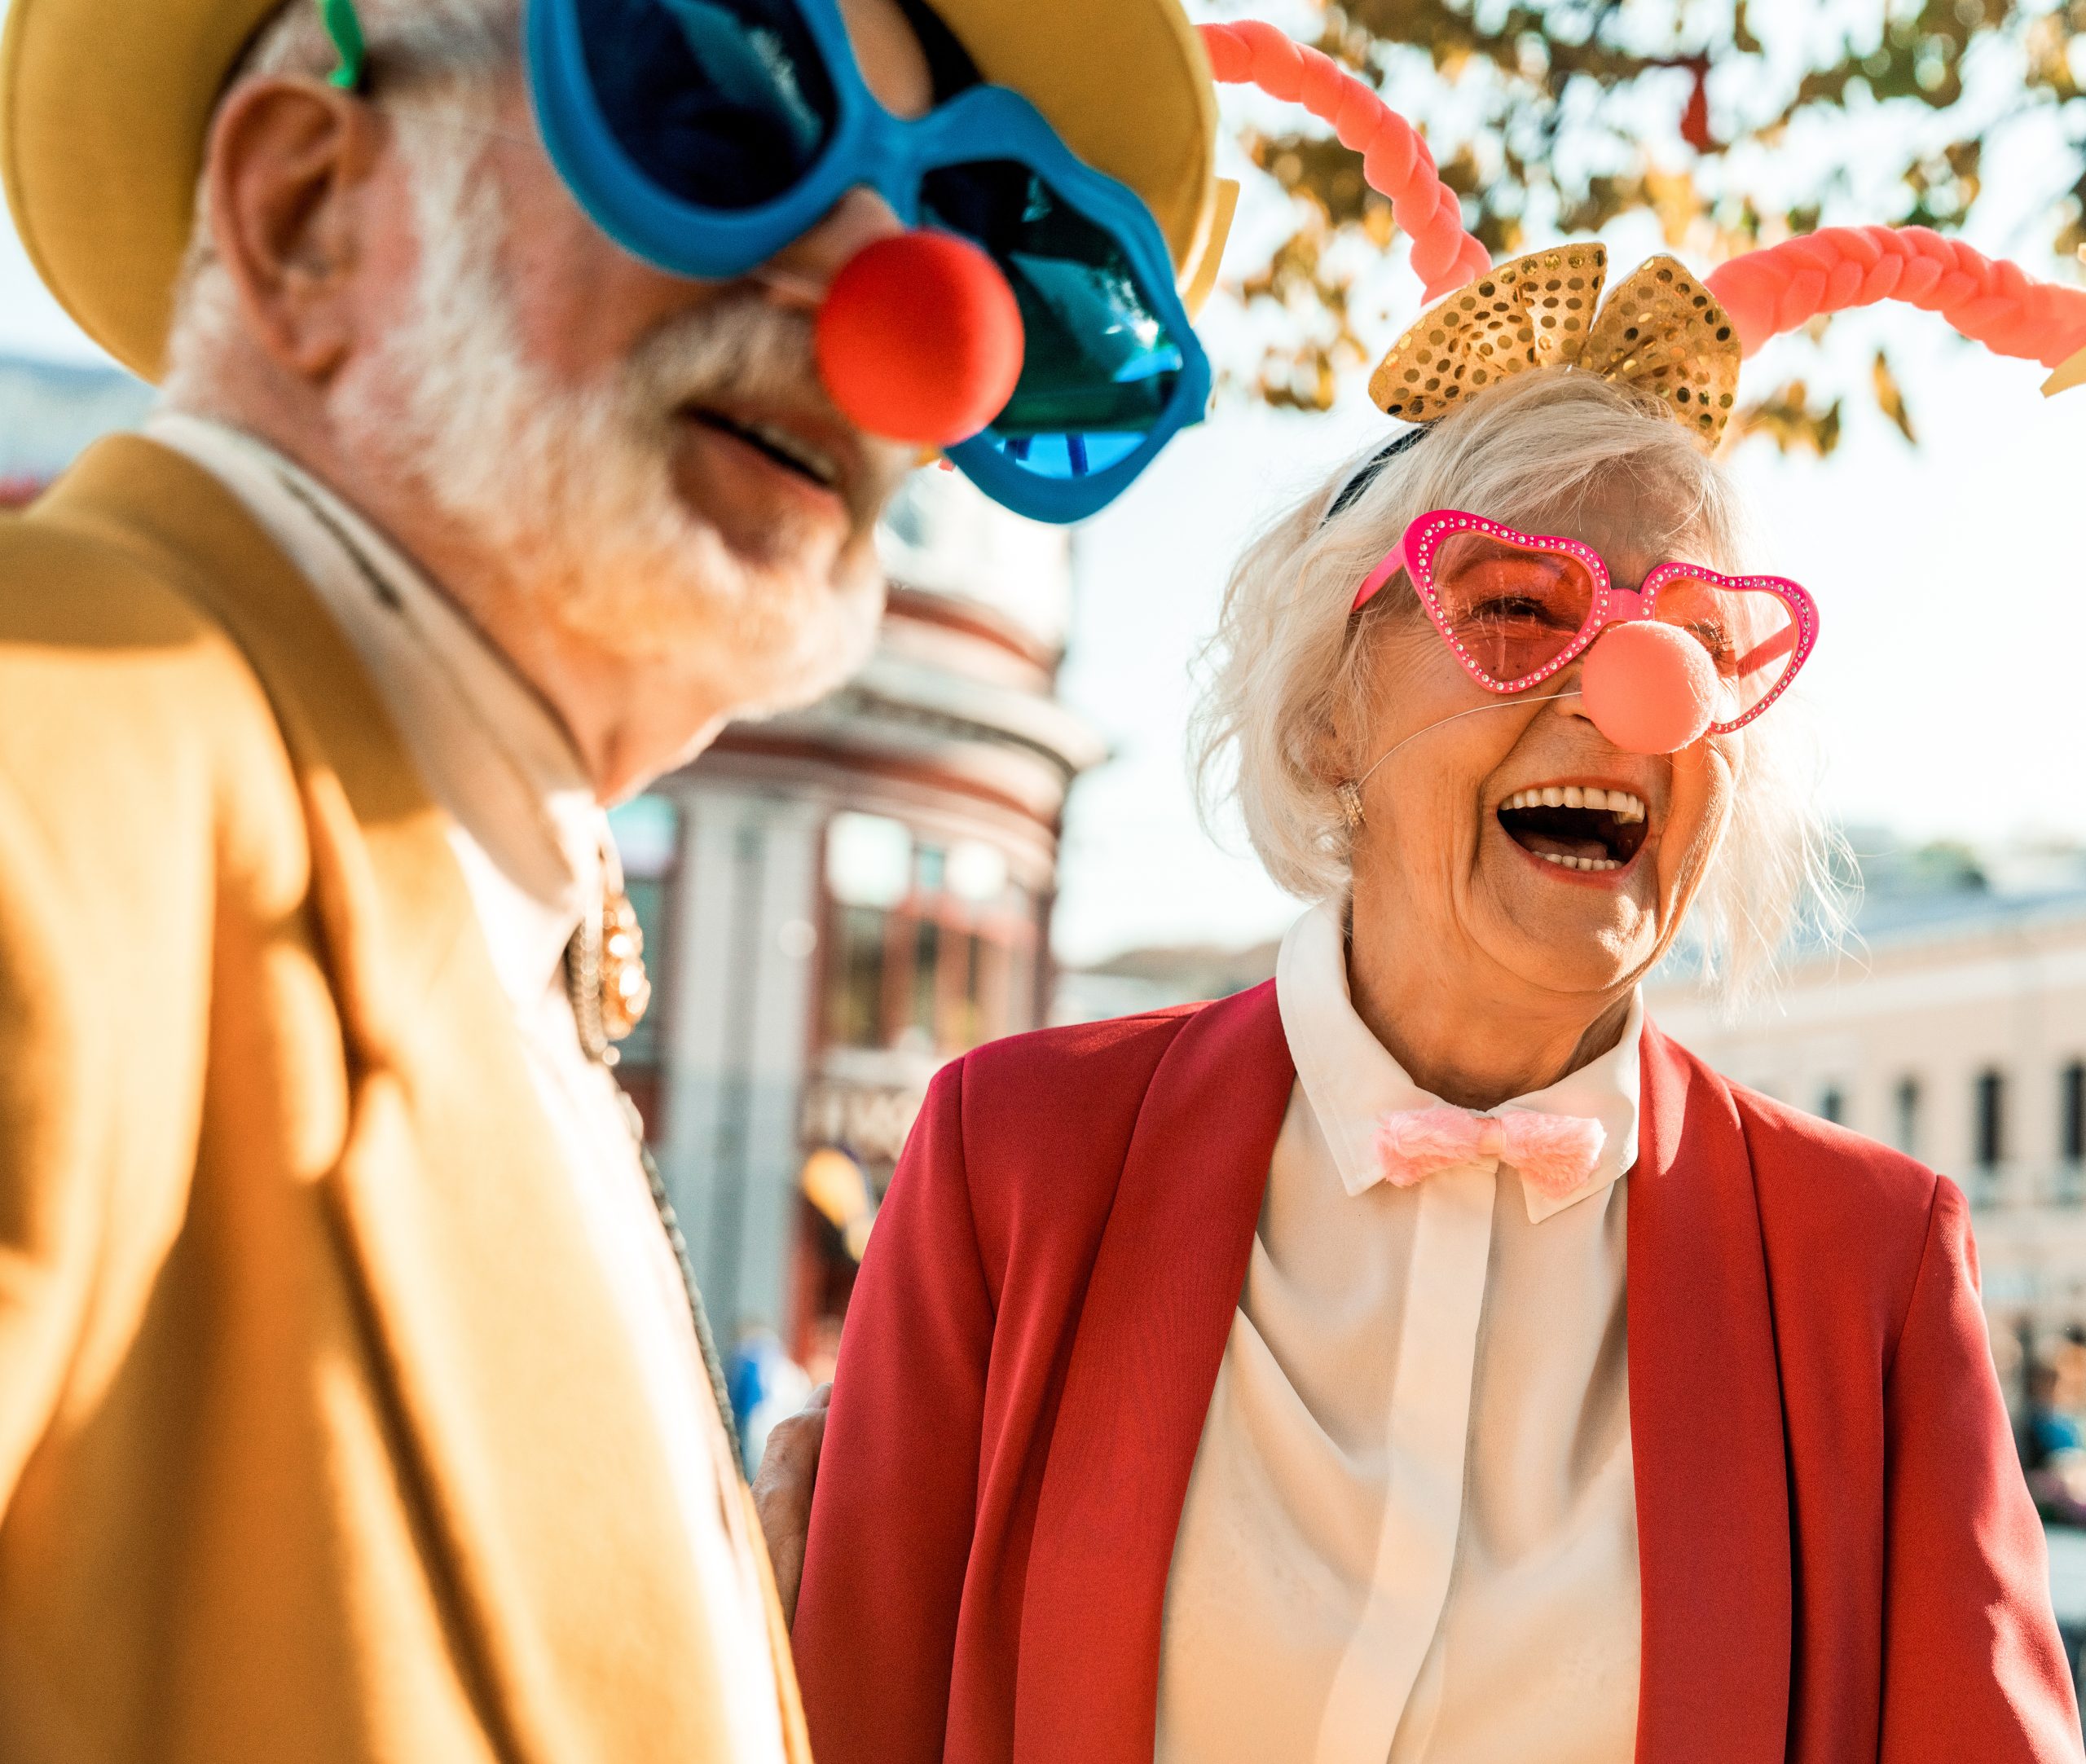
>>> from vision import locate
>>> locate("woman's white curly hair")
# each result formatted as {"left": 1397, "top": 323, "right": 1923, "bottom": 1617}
{"left": 1190, "top": 367, "right": 1846, "bottom": 998}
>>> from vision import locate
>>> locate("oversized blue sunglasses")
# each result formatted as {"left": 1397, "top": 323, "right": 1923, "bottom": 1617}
{"left": 320, "top": 0, "right": 1212, "bottom": 525}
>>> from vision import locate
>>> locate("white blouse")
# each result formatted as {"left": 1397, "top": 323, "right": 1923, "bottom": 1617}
{"left": 1156, "top": 899, "right": 1644, "bottom": 1764}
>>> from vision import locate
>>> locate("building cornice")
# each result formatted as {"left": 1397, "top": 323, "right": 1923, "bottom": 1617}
{"left": 884, "top": 581, "right": 1061, "bottom": 673}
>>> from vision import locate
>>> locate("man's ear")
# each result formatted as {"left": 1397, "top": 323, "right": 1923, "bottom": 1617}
{"left": 201, "top": 76, "right": 386, "bottom": 382}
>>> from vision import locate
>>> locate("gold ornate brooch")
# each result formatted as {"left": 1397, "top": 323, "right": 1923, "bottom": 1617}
{"left": 1366, "top": 243, "right": 1743, "bottom": 451}
{"left": 567, "top": 884, "right": 653, "bottom": 1065}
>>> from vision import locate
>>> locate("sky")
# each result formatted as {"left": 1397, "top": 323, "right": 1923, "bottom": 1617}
{"left": 2, "top": 12, "right": 2082, "bottom": 966}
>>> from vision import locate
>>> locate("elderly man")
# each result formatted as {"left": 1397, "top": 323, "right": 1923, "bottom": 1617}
{"left": 0, "top": 0, "right": 1222, "bottom": 1757}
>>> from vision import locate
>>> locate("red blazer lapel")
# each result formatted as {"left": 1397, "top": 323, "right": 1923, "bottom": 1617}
{"left": 1013, "top": 983, "right": 1295, "bottom": 1763}
{"left": 1631, "top": 1025, "right": 1793, "bottom": 1763}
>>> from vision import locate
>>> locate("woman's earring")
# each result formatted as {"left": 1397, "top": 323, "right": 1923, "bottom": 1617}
{"left": 1336, "top": 780, "right": 1366, "bottom": 831}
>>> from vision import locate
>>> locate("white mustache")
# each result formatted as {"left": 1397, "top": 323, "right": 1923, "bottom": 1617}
{"left": 629, "top": 295, "right": 913, "bottom": 525}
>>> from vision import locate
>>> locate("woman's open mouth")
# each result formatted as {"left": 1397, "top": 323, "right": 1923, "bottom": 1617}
{"left": 1496, "top": 785, "right": 1650, "bottom": 873}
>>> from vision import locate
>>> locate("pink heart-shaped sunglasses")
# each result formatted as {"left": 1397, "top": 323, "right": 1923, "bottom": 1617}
{"left": 1353, "top": 509, "right": 1819, "bottom": 733}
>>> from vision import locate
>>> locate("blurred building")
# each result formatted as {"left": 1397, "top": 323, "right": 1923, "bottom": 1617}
{"left": 0, "top": 351, "right": 1101, "bottom": 1361}
{"left": 611, "top": 468, "right": 1102, "bottom": 1355}
{"left": 1053, "top": 935, "right": 1278, "bottom": 1024}
{"left": 1648, "top": 839, "right": 2086, "bottom": 1368}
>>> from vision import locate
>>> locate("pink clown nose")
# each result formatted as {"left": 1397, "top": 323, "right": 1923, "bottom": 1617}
{"left": 815, "top": 231, "right": 1026, "bottom": 447}
{"left": 1578, "top": 622, "right": 1719, "bottom": 754}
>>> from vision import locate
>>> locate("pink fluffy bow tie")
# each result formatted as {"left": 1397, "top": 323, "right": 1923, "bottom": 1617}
{"left": 1373, "top": 1105, "right": 1608, "bottom": 1199}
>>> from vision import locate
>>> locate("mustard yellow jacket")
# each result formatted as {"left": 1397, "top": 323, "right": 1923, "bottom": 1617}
{"left": 0, "top": 435, "right": 808, "bottom": 1763}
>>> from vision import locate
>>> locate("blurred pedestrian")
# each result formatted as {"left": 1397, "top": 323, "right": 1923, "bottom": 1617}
{"left": 733, "top": 1324, "right": 815, "bottom": 1480}
{"left": 2024, "top": 1361, "right": 2086, "bottom": 1474}
{"left": 2022, "top": 1361, "right": 2086, "bottom": 1529}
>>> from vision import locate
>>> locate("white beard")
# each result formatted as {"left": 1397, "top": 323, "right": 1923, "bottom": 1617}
{"left": 332, "top": 104, "right": 908, "bottom": 719}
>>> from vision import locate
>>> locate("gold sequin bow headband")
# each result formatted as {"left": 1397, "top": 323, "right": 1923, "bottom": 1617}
{"left": 1366, "top": 244, "right": 1738, "bottom": 450}
{"left": 1199, "top": 20, "right": 2086, "bottom": 453}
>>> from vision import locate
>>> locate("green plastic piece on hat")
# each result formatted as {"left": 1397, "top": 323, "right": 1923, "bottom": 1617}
{"left": 319, "top": 0, "right": 367, "bottom": 90}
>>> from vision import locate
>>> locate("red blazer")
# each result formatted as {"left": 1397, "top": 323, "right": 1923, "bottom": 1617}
{"left": 794, "top": 983, "right": 2083, "bottom": 1763}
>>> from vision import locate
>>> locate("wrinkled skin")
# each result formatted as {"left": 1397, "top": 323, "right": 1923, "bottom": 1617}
{"left": 1337, "top": 482, "right": 1744, "bottom": 1107}
{"left": 192, "top": 0, "right": 931, "bottom": 797}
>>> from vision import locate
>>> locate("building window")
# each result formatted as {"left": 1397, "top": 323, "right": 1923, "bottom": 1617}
{"left": 825, "top": 904, "right": 888, "bottom": 1049}
{"left": 907, "top": 915, "right": 944, "bottom": 1049}
{"left": 2062, "top": 1060, "right": 2085, "bottom": 1166}
{"left": 1893, "top": 1076, "right": 1921, "bottom": 1157}
{"left": 1974, "top": 1068, "right": 2007, "bottom": 1170}
{"left": 821, "top": 814, "right": 1037, "bottom": 1057}
{"left": 1818, "top": 1086, "right": 1844, "bottom": 1126}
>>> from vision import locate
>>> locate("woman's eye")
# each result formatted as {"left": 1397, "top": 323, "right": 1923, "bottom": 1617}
{"left": 1685, "top": 622, "right": 1738, "bottom": 670}
{"left": 1468, "top": 595, "right": 1568, "bottom": 626}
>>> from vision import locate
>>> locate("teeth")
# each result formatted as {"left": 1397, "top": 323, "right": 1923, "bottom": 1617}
{"left": 746, "top": 421, "right": 840, "bottom": 486}
{"left": 1537, "top": 851, "right": 1623, "bottom": 873}
{"left": 1502, "top": 786, "right": 1644, "bottom": 822}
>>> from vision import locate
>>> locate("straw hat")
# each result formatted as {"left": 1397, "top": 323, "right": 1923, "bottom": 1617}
{"left": 0, "top": 0, "right": 1224, "bottom": 379}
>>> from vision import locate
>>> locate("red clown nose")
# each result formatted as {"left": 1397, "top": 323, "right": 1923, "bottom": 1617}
{"left": 1578, "top": 622, "right": 1719, "bottom": 755}
{"left": 814, "top": 230, "right": 1026, "bottom": 447}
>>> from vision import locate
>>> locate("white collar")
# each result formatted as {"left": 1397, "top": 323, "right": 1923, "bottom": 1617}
{"left": 146, "top": 412, "right": 609, "bottom": 1009}
{"left": 1274, "top": 897, "right": 1643, "bottom": 1224}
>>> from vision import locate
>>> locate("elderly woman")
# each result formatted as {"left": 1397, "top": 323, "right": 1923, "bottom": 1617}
{"left": 788, "top": 338, "right": 2082, "bottom": 1764}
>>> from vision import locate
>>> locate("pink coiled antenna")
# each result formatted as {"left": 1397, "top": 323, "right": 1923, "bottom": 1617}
{"left": 1199, "top": 20, "right": 1491, "bottom": 301}
{"left": 1202, "top": 23, "right": 2086, "bottom": 387}
{"left": 1705, "top": 222, "right": 2086, "bottom": 370}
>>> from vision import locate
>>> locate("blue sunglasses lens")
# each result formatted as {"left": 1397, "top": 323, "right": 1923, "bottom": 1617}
{"left": 577, "top": 0, "right": 838, "bottom": 211}
{"left": 922, "top": 161, "right": 1187, "bottom": 480}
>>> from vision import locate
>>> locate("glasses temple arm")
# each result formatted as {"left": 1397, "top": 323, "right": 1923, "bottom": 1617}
{"left": 1352, "top": 541, "right": 1409, "bottom": 613}
{"left": 1733, "top": 622, "right": 1798, "bottom": 679}
{"left": 317, "top": 0, "right": 367, "bottom": 90}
